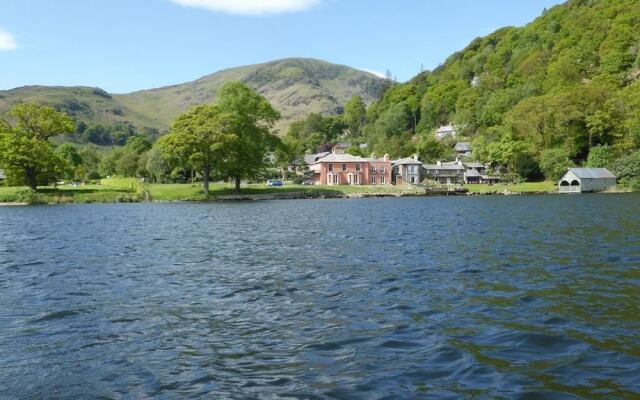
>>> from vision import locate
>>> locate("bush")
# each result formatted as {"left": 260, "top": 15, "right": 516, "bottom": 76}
{"left": 586, "top": 145, "right": 613, "bottom": 168}
{"left": 86, "top": 171, "right": 101, "bottom": 180}
{"left": 612, "top": 150, "right": 640, "bottom": 188}
{"left": 15, "top": 189, "right": 46, "bottom": 205}
{"left": 539, "top": 148, "right": 571, "bottom": 181}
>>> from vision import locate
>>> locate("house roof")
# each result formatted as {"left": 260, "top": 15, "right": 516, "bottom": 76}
{"left": 393, "top": 157, "right": 423, "bottom": 166}
{"left": 455, "top": 142, "right": 472, "bottom": 152}
{"left": 313, "top": 153, "right": 365, "bottom": 164}
{"left": 313, "top": 153, "right": 390, "bottom": 164}
{"left": 424, "top": 163, "right": 465, "bottom": 171}
{"left": 463, "top": 161, "right": 485, "bottom": 169}
{"left": 464, "top": 169, "right": 482, "bottom": 178}
{"left": 304, "top": 152, "right": 330, "bottom": 165}
{"left": 568, "top": 168, "right": 616, "bottom": 179}
{"left": 436, "top": 125, "right": 455, "bottom": 133}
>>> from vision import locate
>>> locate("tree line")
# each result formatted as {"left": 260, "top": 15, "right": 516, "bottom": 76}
{"left": 0, "top": 82, "right": 282, "bottom": 194}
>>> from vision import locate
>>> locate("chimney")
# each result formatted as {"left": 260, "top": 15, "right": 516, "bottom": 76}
{"left": 383, "top": 153, "right": 389, "bottom": 162}
{"left": 413, "top": 154, "right": 419, "bottom": 161}
{"left": 437, "top": 160, "right": 442, "bottom": 166}
{"left": 370, "top": 153, "right": 376, "bottom": 160}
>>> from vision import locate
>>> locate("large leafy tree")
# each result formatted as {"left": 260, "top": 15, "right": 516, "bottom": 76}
{"left": 0, "top": 103, "right": 75, "bottom": 190}
{"left": 344, "top": 95, "right": 367, "bottom": 136}
{"left": 215, "top": 82, "right": 280, "bottom": 193}
{"left": 55, "top": 143, "right": 84, "bottom": 181}
{"left": 156, "top": 104, "right": 225, "bottom": 196}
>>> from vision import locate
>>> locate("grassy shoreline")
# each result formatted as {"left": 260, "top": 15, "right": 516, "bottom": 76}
{"left": 0, "top": 178, "right": 631, "bottom": 205}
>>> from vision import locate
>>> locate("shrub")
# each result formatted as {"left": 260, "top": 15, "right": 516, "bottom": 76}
{"left": 586, "top": 145, "right": 613, "bottom": 168}
{"left": 612, "top": 150, "right": 640, "bottom": 188}
{"left": 15, "top": 189, "right": 46, "bottom": 205}
{"left": 539, "top": 148, "right": 572, "bottom": 181}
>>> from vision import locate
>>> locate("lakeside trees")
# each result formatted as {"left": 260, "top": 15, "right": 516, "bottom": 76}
{"left": 156, "top": 82, "right": 280, "bottom": 195}
{"left": 0, "top": 104, "right": 75, "bottom": 189}
{"left": 157, "top": 104, "right": 224, "bottom": 196}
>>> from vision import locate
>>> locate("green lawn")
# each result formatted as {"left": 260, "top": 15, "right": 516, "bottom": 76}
{"left": 465, "top": 181, "right": 557, "bottom": 194}
{"left": 0, "top": 177, "right": 144, "bottom": 204}
{"left": 146, "top": 182, "right": 424, "bottom": 201}
{"left": 1, "top": 179, "right": 558, "bottom": 204}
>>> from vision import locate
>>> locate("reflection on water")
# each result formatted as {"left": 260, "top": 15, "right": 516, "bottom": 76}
{"left": 1, "top": 194, "right": 639, "bottom": 398}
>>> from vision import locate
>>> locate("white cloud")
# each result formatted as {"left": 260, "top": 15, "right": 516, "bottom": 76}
{"left": 0, "top": 30, "right": 17, "bottom": 51}
{"left": 170, "top": 0, "right": 320, "bottom": 15}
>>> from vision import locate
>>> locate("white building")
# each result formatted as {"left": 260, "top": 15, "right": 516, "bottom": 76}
{"left": 558, "top": 168, "right": 617, "bottom": 193}
{"left": 435, "top": 125, "right": 457, "bottom": 140}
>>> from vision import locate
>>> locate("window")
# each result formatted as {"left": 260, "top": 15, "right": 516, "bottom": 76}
{"left": 410, "top": 165, "right": 416, "bottom": 174}
{"left": 328, "top": 163, "right": 333, "bottom": 172}
{"left": 356, "top": 163, "right": 361, "bottom": 172}
{"left": 371, "top": 165, "right": 377, "bottom": 173}
{"left": 342, "top": 163, "right": 347, "bottom": 172}
{"left": 380, "top": 175, "right": 385, "bottom": 184}
{"left": 380, "top": 166, "right": 385, "bottom": 173}
{"left": 371, "top": 176, "right": 376, "bottom": 184}
{"left": 334, "top": 175, "right": 339, "bottom": 184}
{"left": 354, "top": 174, "right": 358, "bottom": 184}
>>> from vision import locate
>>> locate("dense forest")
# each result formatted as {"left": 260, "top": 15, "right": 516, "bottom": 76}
{"left": 285, "top": 0, "right": 640, "bottom": 185}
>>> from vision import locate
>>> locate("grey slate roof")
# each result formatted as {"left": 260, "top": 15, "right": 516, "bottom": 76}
{"left": 424, "top": 163, "right": 465, "bottom": 171}
{"left": 313, "top": 153, "right": 390, "bottom": 164}
{"left": 304, "top": 152, "right": 330, "bottom": 165}
{"left": 464, "top": 169, "right": 482, "bottom": 178}
{"left": 463, "top": 161, "right": 485, "bottom": 169}
{"left": 568, "top": 168, "right": 616, "bottom": 179}
{"left": 314, "top": 153, "right": 365, "bottom": 163}
{"left": 392, "top": 157, "right": 423, "bottom": 166}
{"left": 436, "top": 125, "right": 455, "bottom": 133}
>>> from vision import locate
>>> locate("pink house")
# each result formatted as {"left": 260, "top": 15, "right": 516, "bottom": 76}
{"left": 309, "top": 152, "right": 392, "bottom": 186}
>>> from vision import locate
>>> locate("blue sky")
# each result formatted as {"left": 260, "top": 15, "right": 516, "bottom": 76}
{"left": 0, "top": 0, "right": 564, "bottom": 93}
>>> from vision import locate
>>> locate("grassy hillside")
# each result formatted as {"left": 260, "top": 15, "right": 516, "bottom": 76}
{"left": 362, "top": 0, "right": 640, "bottom": 175}
{"left": 0, "top": 58, "right": 384, "bottom": 137}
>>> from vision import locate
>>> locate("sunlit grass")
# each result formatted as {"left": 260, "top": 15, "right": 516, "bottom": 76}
{"left": 465, "top": 181, "right": 557, "bottom": 193}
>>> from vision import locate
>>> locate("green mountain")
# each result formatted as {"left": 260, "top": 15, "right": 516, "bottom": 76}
{"left": 0, "top": 58, "right": 384, "bottom": 136}
{"left": 364, "top": 0, "right": 640, "bottom": 171}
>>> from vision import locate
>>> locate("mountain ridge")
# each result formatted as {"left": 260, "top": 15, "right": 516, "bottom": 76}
{"left": 0, "top": 58, "right": 385, "bottom": 135}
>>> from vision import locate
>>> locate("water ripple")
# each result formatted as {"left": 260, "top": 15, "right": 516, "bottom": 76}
{"left": 0, "top": 195, "right": 639, "bottom": 398}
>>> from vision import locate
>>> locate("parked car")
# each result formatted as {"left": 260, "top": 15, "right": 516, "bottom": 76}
{"left": 266, "top": 179, "right": 284, "bottom": 187}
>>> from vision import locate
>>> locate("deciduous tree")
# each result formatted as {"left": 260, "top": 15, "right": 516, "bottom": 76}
{"left": 0, "top": 104, "right": 74, "bottom": 190}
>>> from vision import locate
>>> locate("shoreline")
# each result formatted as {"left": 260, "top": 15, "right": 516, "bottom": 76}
{"left": 1, "top": 184, "right": 634, "bottom": 206}
{"left": 0, "top": 190, "right": 566, "bottom": 205}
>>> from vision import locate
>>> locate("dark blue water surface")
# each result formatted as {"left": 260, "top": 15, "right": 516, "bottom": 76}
{"left": 1, "top": 195, "right": 640, "bottom": 399}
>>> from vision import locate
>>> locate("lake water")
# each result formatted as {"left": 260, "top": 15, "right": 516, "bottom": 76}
{"left": 1, "top": 195, "right": 639, "bottom": 399}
